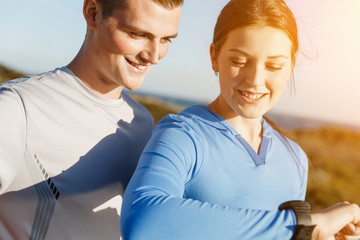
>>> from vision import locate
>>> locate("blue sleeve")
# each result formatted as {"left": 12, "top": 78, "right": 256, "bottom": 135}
{"left": 297, "top": 148, "right": 309, "bottom": 200}
{"left": 286, "top": 137, "right": 309, "bottom": 200}
{"left": 121, "top": 117, "right": 296, "bottom": 240}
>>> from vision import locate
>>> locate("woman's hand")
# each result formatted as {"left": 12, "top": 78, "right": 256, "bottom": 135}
{"left": 335, "top": 221, "right": 360, "bottom": 240}
{"left": 311, "top": 202, "right": 360, "bottom": 240}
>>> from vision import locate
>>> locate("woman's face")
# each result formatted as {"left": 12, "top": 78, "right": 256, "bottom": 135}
{"left": 210, "top": 26, "right": 294, "bottom": 120}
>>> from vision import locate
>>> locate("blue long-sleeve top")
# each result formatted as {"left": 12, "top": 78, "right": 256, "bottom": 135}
{"left": 121, "top": 105, "right": 309, "bottom": 240}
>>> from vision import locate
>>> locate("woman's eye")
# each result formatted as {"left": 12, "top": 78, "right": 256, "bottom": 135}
{"left": 266, "top": 65, "right": 283, "bottom": 71}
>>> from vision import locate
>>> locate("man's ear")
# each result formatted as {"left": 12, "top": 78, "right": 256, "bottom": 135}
{"left": 83, "top": 0, "right": 100, "bottom": 30}
{"left": 210, "top": 43, "right": 219, "bottom": 73}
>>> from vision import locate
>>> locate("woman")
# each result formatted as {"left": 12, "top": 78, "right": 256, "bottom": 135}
{"left": 121, "top": 0, "right": 360, "bottom": 239}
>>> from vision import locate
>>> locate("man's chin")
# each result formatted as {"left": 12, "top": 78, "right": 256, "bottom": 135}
{"left": 124, "top": 80, "right": 145, "bottom": 91}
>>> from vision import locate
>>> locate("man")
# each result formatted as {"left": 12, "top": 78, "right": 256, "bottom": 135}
{"left": 0, "top": 0, "right": 182, "bottom": 239}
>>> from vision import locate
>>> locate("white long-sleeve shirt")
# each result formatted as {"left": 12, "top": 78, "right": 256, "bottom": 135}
{"left": 0, "top": 67, "right": 153, "bottom": 240}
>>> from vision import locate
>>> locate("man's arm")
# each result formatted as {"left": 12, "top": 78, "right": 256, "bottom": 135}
{"left": 0, "top": 86, "right": 27, "bottom": 194}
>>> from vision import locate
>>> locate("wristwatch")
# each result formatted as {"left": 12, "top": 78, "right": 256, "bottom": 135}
{"left": 278, "top": 200, "right": 316, "bottom": 240}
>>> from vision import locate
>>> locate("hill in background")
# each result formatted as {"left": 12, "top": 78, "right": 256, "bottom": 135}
{"left": 0, "top": 64, "right": 24, "bottom": 83}
{"left": 1, "top": 63, "right": 359, "bottom": 211}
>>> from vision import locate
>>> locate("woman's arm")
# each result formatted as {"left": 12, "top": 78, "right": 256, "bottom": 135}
{"left": 121, "top": 120, "right": 296, "bottom": 240}
{"left": 120, "top": 117, "right": 360, "bottom": 240}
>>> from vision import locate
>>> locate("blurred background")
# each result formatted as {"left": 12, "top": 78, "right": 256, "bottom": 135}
{"left": 1, "top": 0, "right": 359, "bottom": 210}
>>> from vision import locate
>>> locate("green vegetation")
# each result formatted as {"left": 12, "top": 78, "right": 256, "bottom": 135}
{"left": 286, "top": 127, "right": 360, "bottom": 211}
{"left": 130, "top": 94, "right": 184, "bottom": 124}
{"left": 0, "top": 64, "right": 24, "bottom": 83}
{"left": 1, "top": 63, "right": 359, "bottom": 210}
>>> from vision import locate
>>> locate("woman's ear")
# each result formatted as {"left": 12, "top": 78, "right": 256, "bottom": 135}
{"left": 83, "top": 0, "right": 100, "bottom": 30}
{"left": 291, "top": 53, "right": 297, "bottom": 70}
{"left": 210, "top": 43, "right": 219, "bottom": 73}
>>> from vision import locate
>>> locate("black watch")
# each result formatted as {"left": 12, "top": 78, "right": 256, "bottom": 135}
{"left": 278, "top": 200, "right": 316, "bottom": 240}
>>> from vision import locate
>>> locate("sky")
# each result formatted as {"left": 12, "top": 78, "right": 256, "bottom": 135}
{"left": 0, "top": 0, "right": 360, "bottom": 127}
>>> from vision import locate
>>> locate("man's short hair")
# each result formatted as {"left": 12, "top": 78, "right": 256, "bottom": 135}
{"left": 98, "top": 0, "right": 184, "bottom": 18}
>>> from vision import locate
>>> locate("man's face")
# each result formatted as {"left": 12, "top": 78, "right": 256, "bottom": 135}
{"left": 92, "top": 0, "right": 181, "bottom": 91}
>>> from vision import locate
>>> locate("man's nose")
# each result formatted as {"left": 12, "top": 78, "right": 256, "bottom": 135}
{"left": 140, "top": 41, "right": 160, "bottom": 65}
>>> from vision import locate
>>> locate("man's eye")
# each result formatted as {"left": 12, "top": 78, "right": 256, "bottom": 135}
{"left": 232, "top": 61, "right": 246, "bottom": 67}
{"left": 129, "top": 32, "right": 144, "bottom": 39}
{"left": 160, "top": 38, "right": 172, "bottom": 44}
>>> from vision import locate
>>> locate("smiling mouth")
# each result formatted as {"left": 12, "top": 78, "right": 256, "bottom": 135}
{"left": 239, "top": 90, "right": 267, "bottom": 100}
{"left": 125, "top": 58, "right": 147, "bottom": 71}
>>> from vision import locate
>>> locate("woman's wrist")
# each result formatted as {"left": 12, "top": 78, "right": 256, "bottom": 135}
{"left": 310, "top": 213, "right": 320, "bottom": 240}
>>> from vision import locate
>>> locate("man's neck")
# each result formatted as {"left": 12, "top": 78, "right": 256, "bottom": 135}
{"left": 67, "top": 43, "right": 123, "bottom": 100}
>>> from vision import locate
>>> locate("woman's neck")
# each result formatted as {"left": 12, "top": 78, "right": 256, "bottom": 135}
{"left": 227, "top": 116, "right": 263, "bottom": 153}
{"left": 208, "top": 98, "right": 264, "bottom": 154}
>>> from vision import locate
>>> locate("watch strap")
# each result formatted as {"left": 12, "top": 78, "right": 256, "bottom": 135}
{"left": 279, "top": 200, "right": 316, "bottom": 240}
